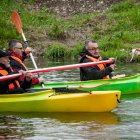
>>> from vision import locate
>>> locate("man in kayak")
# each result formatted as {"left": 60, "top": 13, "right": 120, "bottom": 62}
{"left": 7, "top": 39, "right": 44, "bottom": 85}
{"left": 79, "top": 40, "right": 116, "bottom": 80}
{"left": 0, "top": 50, "right": 32, "bottom": 94}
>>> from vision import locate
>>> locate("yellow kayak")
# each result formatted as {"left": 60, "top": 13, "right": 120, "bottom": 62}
{"left": 0, "top": 90, "right": 121, "bottom": 112}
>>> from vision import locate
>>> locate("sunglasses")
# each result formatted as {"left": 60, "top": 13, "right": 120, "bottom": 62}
{"left": 88, "top": 47, "right": 99, "bottom": 51}
{"left": 15, "top": 47, "right": 23, "bottom": 50}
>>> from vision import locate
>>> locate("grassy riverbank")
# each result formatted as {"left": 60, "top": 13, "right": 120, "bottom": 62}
{"left": 0, "top": 0, "right": 140, "bottom": 62}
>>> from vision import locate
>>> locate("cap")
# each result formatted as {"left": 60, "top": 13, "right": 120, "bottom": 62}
{"left": 0, "top": 50, "right": 10, "bottom": 58}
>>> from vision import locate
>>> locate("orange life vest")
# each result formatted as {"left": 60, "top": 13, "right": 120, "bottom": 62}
{"left": 0, "top": 66, "right": 20, "bottom": 90}
{"left": 86, "top": 55, "right": 109, "bottom": 79}
{"left": 11, "top": 56, "right": 28, "bottom": 71}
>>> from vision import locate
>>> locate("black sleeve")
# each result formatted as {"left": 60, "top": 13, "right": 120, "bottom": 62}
{"left": 10, "top": 59, "right": 26, "bottom": 71}
{"left": 81, "top": 58, "right": 113, "bottom": 80}
{"left": 20, "top": 78, "right": 32, "bottom": 90}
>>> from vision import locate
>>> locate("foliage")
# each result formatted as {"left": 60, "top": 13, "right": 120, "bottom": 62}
{"left": 0, "top": 0, "right": 140, "bottom": 62}
{"left": 48, "top": 23, "right": 66, "bottom": 40}
{"left": 45, "top": 44, "right": 70, "bottom": 58}
{"left": 71, "top": 43, "right": 84, "bottom": 59}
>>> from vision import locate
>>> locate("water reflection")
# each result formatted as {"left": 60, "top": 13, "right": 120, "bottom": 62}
{"left": 113, "top": 98, "right": 140, "bottom": 139}
{"left": 0, "top": 116, "right": 31, "bottom": 139}
{"left": 0, "top": 112, "right": 119, "bottom": 124}
{"left": 0, "top": 112, "right": 119, "bottom": 139}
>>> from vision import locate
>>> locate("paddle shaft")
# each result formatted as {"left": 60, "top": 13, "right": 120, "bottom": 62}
{"left": 0, "top": 60, "right": 112, "bottom": 82}
{"left": 29, "top": 60, "right": 113, "bottom": 73}
{"left": 22, "top": 32, "right": 45, "bottom": 88}
{"left": 21, "top": 32, "right": 38, "bottom": 70}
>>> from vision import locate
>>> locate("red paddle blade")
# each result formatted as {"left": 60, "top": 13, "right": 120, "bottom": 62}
{"left": 12, "top": 10, "right": 23, "bottom": 33}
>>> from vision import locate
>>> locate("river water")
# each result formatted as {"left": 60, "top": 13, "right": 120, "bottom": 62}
{"left": 0, "top": 58, "right": 140, "bottom": 139}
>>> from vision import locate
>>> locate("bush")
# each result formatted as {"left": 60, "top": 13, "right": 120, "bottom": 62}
{"left": 48, "top": 23, "right": 66, "bottom": 40}
{"left": 45, "top": 44, "right": 70, "bottom": 58}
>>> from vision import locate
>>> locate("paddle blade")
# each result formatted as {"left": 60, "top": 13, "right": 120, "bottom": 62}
{"left": 12, "top": 10, "right": 23, "bottom": 33}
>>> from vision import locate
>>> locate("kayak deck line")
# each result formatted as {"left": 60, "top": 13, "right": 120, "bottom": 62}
{"left": 28, "top": 82, "right": 110, "bottom": 93}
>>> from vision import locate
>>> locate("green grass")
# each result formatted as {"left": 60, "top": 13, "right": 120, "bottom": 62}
{"left": 0, "top": 0, "right": 140, "bottom": 61}
{"left": 45, "top": 42, "right": 83, "bottom": 60}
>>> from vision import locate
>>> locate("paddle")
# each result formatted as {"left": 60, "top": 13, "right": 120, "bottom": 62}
{"left": 11, "top": 10, "right": 45, "bottom": 87}
{"left": 0, "top": 60, "right": 112, "bottom": 82}
{"left": 11, "top": 10, "right": 38, "bottom": 69}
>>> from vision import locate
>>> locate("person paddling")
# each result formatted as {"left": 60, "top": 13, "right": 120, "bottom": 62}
{"left": 7, "top": 39, "right": 44, "bottom": 85}
{"left": 0, "top": 50, "right": 32, "bottom": 94}
{"left": 79, "top": 40, "right": 125, "bottom": 81}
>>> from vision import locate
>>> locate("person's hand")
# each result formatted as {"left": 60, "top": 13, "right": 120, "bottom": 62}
{"left": 38, "top": 76, "right": 45, "bottom": 84}
{"left": 25, "top": 72, "right": 32, "bottom": 81}
{"left": 109, "top": 64, "right": 115, "bottom": 71}
{"left": 109, "top": 58, "right": 115, "bottom": 64}
{"left": 25, "top": 47, "right": 32, "bottom": 54}
{"left": 19, "top": 70, "right": 26, "bottom": 75}
{"left": 19, "top": 70, "right": 32, "bottom": 81}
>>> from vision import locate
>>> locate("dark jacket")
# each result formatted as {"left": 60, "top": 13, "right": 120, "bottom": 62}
{"left": 7, "top": 50, "right": 28, "bottom": 71}
{"left": 0, "top": 63, "right": 31, "bottom": 94}
{"left": 10, "top": 56, "right": 27, "bottom": 71}
{"left": 79, "top": 48, "right": 113, "bottom": 81}
{"left": 8, "top": 52, "right": 40, "bottom": 85}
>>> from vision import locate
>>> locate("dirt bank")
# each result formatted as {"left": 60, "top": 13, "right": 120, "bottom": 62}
{"left": 34, "top": 0, "right": 122, "bottom": 17}
{"left": 28, "top": 0, "right": 122, "bottom": 56}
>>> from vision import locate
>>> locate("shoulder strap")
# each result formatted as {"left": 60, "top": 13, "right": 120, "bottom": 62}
{"left": 11, "top": 56, "right": 28, "bottom": 71}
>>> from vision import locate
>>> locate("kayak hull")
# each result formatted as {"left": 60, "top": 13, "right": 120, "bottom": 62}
{"left": 32, "top": 74, "right": 140, "bottom": 95}
{"left": 0, "top": 90, "right": 121, "bottom": 112}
